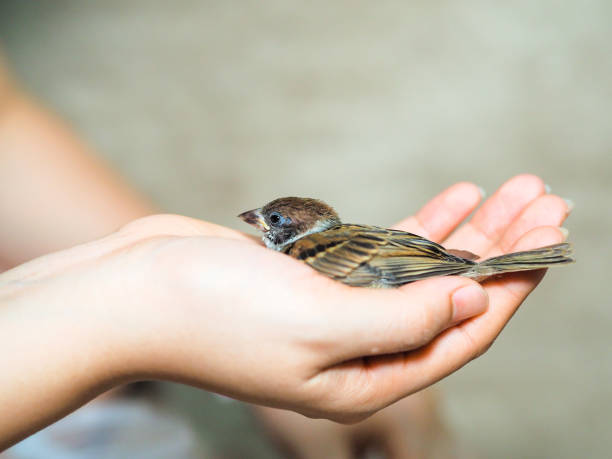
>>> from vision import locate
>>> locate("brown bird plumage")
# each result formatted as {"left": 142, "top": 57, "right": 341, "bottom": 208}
{"left": 238, "top": 197, "right": 574, "bottom": 288}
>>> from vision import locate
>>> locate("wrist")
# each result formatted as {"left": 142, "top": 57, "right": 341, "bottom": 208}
{"left": 0, "top": 241, "right": 144, "bottom": 447}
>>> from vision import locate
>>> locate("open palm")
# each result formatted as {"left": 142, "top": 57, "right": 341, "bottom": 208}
{"left": 100, "top": 174, "right": 568, "bottom": 421}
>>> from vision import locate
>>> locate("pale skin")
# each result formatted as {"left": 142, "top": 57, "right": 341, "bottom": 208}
{"left": 0, "top": 57, "right": 570, "bottom": 453}
{"left": 0, "top": 59, "right": 448, "bottom": 457}
{"left": 0, "top": 178, "right": 570, "bottom": 450}
{"left": 253, "top": 179, "right": 570, "bottom": 458}
{"left": 0, "top": 82, "right": 155, "bottom": 269}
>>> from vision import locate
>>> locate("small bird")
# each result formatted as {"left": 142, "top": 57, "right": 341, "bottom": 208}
{"left": 238, "top": 197, "right": 574, "bottom": 288}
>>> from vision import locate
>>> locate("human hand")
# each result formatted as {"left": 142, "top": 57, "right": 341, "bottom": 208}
{"left": 252, "top": 174, "right": 570, "bottom": 456}
{"left": 0, "top": 174, "right": 569, "bottom": 448}
{"left": 82, "top": 174, "right": 568, "bottom": 422}
{"left": 255, "top": 389, "right": 448, "bottom": 459}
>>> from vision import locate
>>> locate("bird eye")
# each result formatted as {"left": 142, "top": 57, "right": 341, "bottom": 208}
{"left": 269, "top": 212, "right": 282, "bottom": 225}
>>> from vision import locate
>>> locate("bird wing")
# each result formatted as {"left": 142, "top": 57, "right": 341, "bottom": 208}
{"left": 285, "top": 225, "right": 474, "bottom": 287}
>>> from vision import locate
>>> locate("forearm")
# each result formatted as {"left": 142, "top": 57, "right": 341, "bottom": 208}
{"left": 0, "top": 62, "right": 155, "bottom": 268}
{"left": 0, "top": 253, "right": 131, "bottom": 449}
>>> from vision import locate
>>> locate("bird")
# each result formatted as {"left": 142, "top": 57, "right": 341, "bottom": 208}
{"left": 238, "top": 197, "right": 574, "bottom": 288}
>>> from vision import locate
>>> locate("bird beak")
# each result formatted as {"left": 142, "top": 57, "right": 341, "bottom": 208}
{"left": 237, "top": 208, "right": 270, "bottom": 231}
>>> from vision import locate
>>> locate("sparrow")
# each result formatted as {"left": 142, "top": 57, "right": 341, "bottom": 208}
{"left": 238, "top": 197, "right": 574, "bottom": 288}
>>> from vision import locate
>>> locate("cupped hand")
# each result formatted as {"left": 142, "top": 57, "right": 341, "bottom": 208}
{"left": 0, "top": 175, "right": 570, "bottom": 448}
{"left": 302, "top": 174, "right": 568, "bottom": 422}
{"left": 101, "top": 174, "right": 568, "bottom": 423}
{"left": 252, "top": 174, "right": 570, "bottom": 457}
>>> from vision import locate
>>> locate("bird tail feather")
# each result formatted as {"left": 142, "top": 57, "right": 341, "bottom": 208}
{"left": 464, "top": 243, "right": 574, "bottom": 278}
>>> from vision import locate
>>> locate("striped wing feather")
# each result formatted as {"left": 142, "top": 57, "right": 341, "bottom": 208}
{"left": 285, "top": 225, "right": 474, "bottom": 287}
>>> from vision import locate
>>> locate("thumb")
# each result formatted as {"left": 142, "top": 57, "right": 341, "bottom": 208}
{"left": 326, "top": 277, "right": 489, "bottom": 362}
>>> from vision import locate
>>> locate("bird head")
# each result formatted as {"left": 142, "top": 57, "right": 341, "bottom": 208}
{"left": 238, "top": 197, "right": 341, "bottom": 250}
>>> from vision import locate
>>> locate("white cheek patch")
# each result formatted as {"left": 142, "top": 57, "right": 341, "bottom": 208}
{"left": 263, "top": 235, "right": 279, "bottom": 250}
{"left": 267, "top": 219, "right": 339, "bottom": 251}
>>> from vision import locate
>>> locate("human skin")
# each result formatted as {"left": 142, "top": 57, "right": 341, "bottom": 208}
{"left": 0, "top": 51, "right": 570, "bottom": 455}
{"left": 0, "top": 174, "right": 570, "bottom": 450}
{"left": 0, "top": 60, "right": 155, "bottom": 269}
{"left": 256, "top": 389, "right": 445, "bottom": 459}
{"left": 253, "top": 177, "right": 570, "bottom": 458}
{"left": 0, "top": 57, "right": 457, "bottom": 456}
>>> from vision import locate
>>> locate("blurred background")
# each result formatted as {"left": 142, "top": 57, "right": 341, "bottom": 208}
{"left": 0, "top": 1, "right": 610, "bottom": 458}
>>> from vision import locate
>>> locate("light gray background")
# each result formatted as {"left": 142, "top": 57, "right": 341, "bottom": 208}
{"left": 1, "top": 1, "right": 610, "bottom": 457}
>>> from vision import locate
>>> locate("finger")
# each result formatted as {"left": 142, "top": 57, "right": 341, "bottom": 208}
{"left": 373, "top": 392, "right": 441, "bottom": 459}
{"left": 392, "top": 182, "right": 483, "bottom": 242}
{"left": 486, "top": 194, "right": 569, "bottom": 256}
{"left": 326, "top": 277, "right": 488, "bottom": 362}
{"left": 421, "top": 226, "right": 566, "bottom": 376}
{"left": 346, "top": 226, "right": 566, "bottom": 409}
{"left": 254, "top": 407, "right": 351, "bottom": 459}
{"left": 479, "top": 225, "right": 568, "bottom": 301}
{"left": 444, "top": 174, "right": 546, "bottom": 256}
{"left": 4, "top": 215, "right": 258, "bottom": 284}
{"left": 119, "top": 214, "right": 257, "bottom": 242}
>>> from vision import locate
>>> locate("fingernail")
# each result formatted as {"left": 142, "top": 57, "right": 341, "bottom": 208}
{"left": 477, "top": 186, "right": 487, "bottom": 199}
{"left": 452, "top": 285, "right": 489, "bottom": 322}
{"left": 563, "top": 198, "right": 574, "bottom": 213}
{"left": 559, "top": 227, "right": 569, "bottom": 239}
{"left": 545, "top": 184, "right": 552, "bottom": 194}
